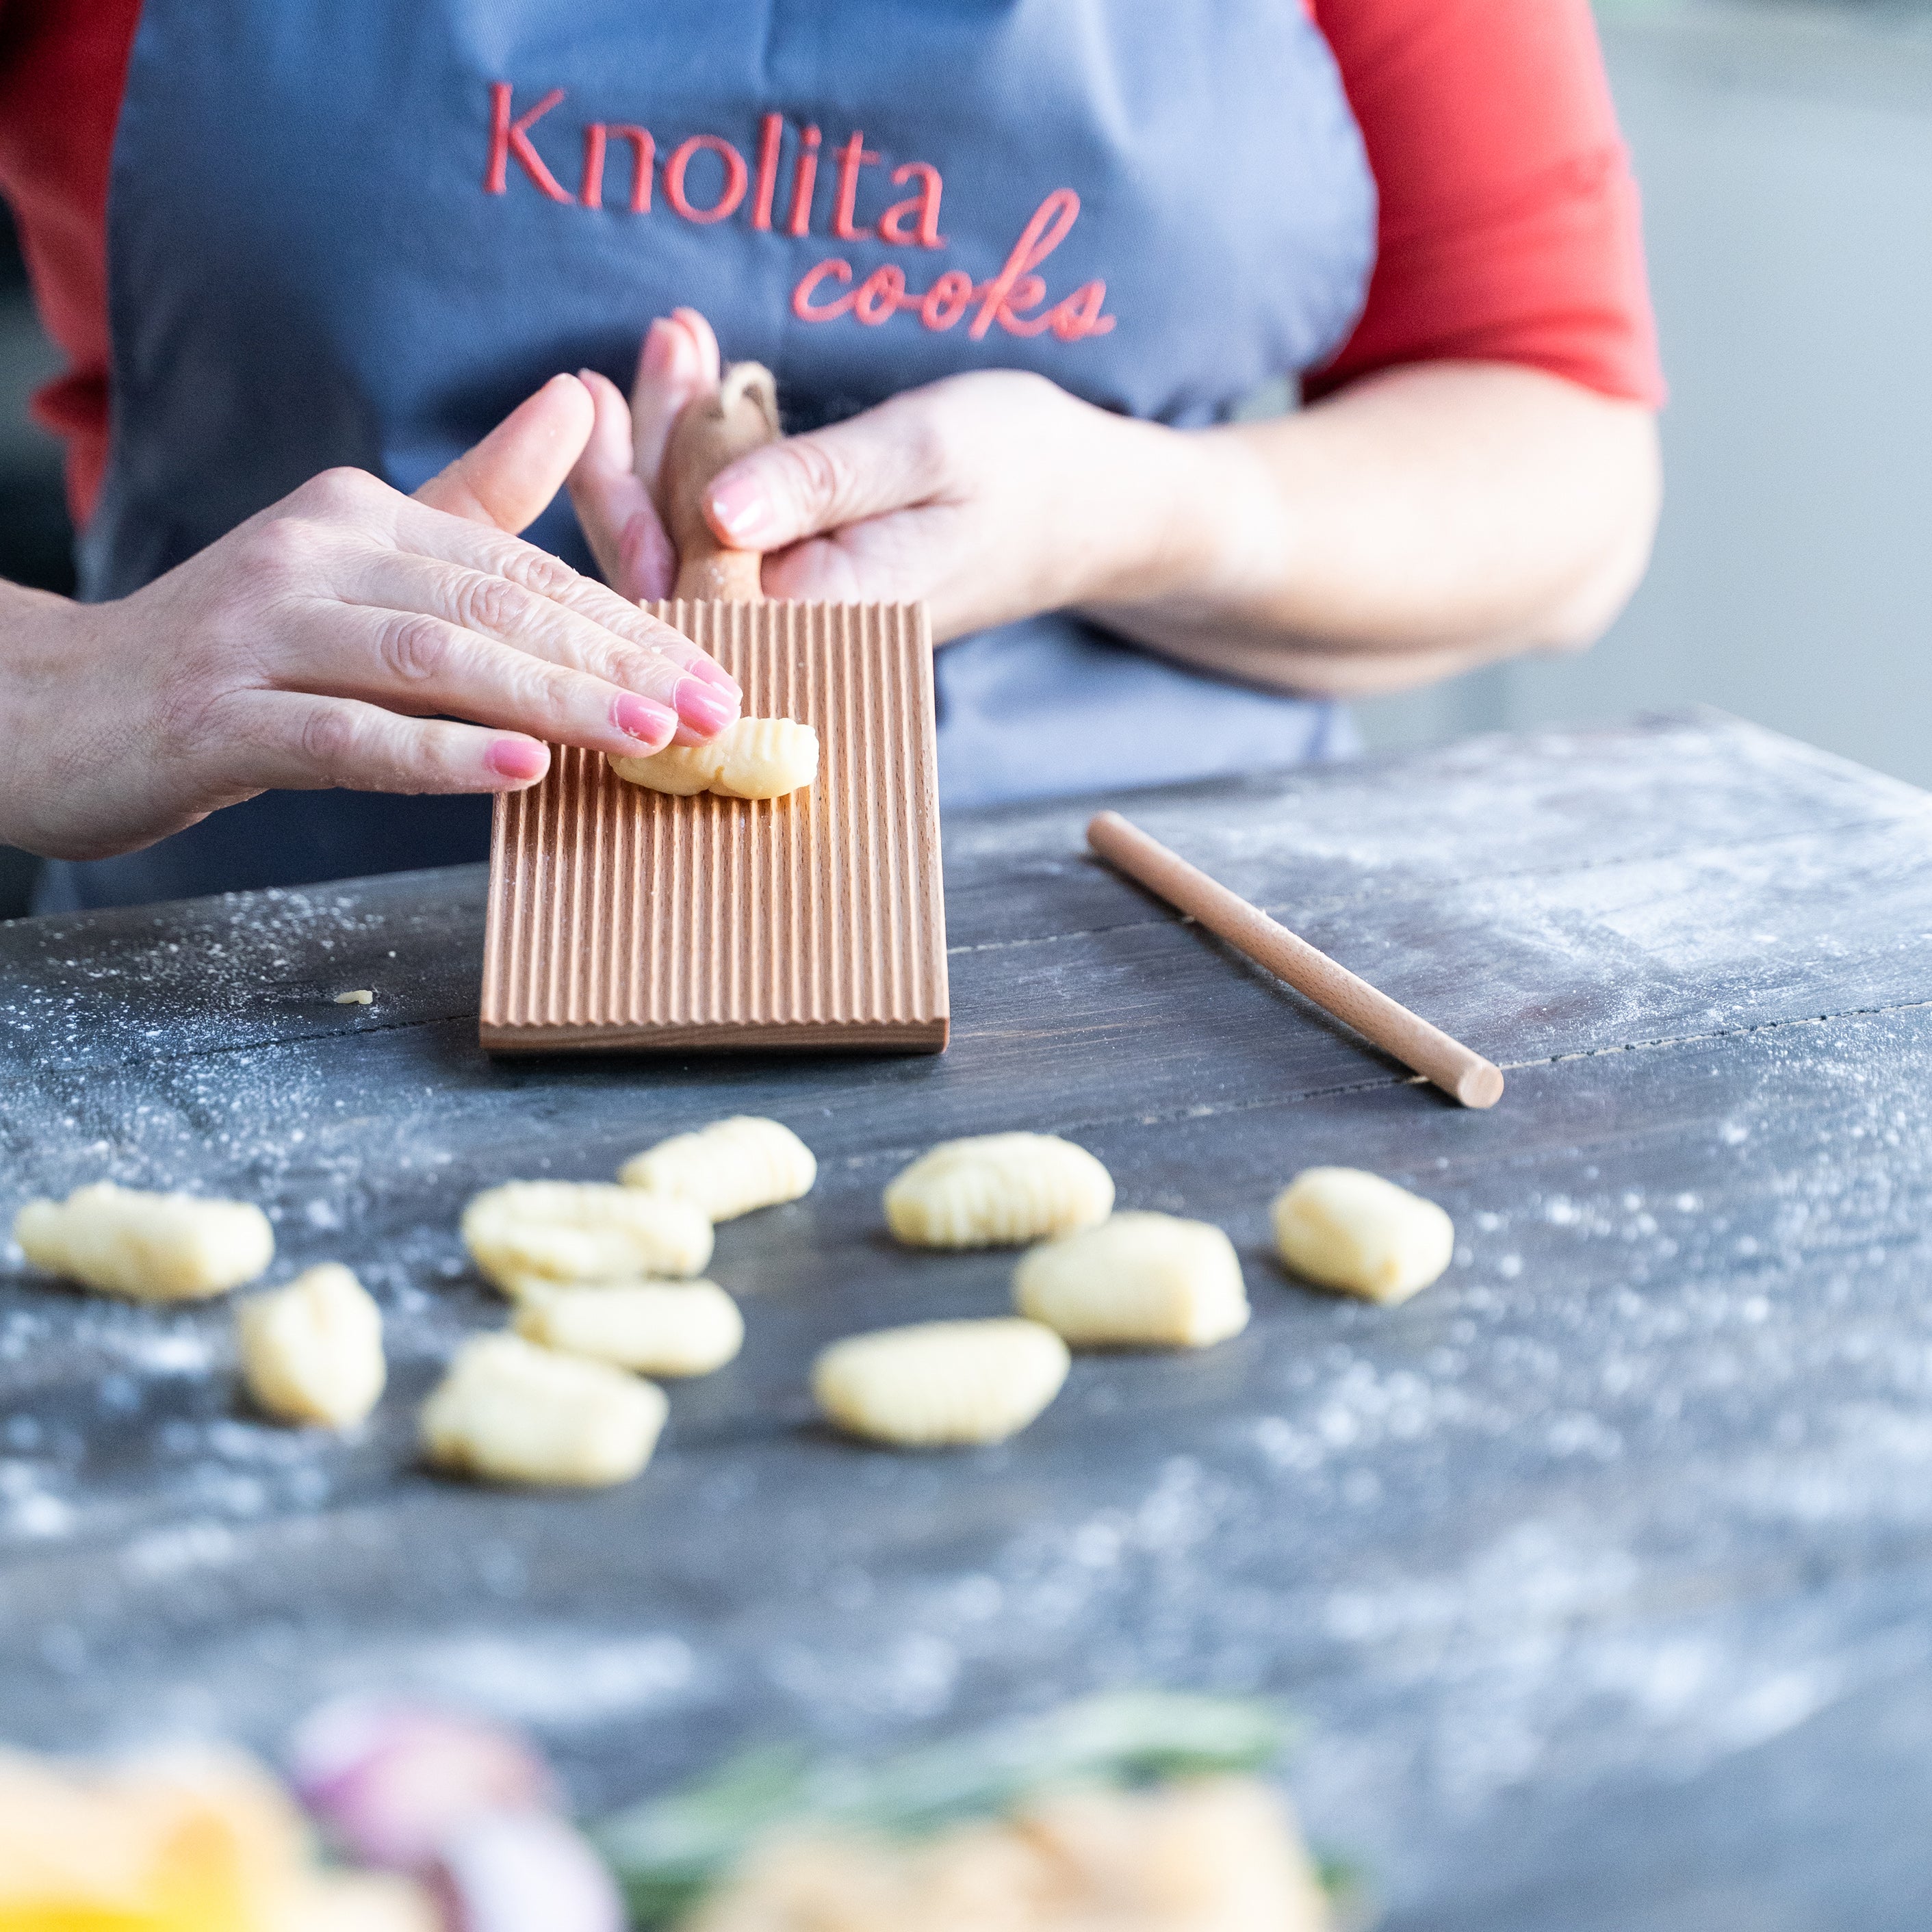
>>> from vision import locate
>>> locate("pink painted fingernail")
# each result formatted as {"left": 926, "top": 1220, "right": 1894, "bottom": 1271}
{"left": 488, "top": 738, "right": 548, "bottom": 782}
{"left": 683, "top": 654, "right": 740, "bottom": 697}
{"left": 706, "top": 475, "right": 773, "bottom": 546}
{"left": 675, "top": 678, "right": 740, "bottom": 736}
{"left": 615, "top": 693, "right": 678, "bottom": 747}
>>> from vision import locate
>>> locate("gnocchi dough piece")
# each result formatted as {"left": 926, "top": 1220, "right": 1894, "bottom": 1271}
{"left": 883, "top": 1134, "right": 1114, "bottom": 1250}
{"left": 1014, "top": 1212, "right": 1249, "bottom": 1349}
{"left": 609, "top": 718, "right": 819, "bottom": 801}
{"left": 812, "top": 1318, "right": 1069, "bottom": 1447}
{"left": 420, "top": 1333, "right": 667, "bottom": 1487}
{"left": 1272, "top": 1166, "right": 1454, "bottom": 1305}
{"left": 12, "top": 1181, "right": 274, "bottom": 1302}
{"left": 235, "top": 1263, "right": 386, "bottom": 1428}
{"left": 462, "top": 1181, "right": 712, "bottom": 1291}
{"left": 514, "top": 1279, "right": 744, "bottom": 1378}
{"left": 618, "top": 1115, "right": 817, "bottom": 1222}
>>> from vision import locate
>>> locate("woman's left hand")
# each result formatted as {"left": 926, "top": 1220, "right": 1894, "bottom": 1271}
{"left": 569, "top": 314, "right": 1196, "bottom": 644}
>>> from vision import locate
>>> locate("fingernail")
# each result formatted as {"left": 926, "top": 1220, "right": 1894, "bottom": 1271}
{"left": 488, "top": 737, "right": 548, "bottom": 782}
{"left": 707, "top": 475, "right": 773, "bottom": 546}
{"left": 640, "top": 318, "right": 682, "bottom": 383}
{"left": 675, "top": 678, "right": 740, "bottom": 736}
{"left": 615, "top": 694, "right": 678, "bottom": 747}
{"left": 684, "top": 654, "right": 741, "bottom": 697}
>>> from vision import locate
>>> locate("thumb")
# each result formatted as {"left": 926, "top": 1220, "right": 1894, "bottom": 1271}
{"left": 415, "top": 373, "right": 595, "bottom": 533}
{"left": 702, "top": 394, "right": 942, "bottom": 552}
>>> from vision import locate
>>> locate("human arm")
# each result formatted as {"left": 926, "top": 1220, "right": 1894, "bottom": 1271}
{"left": 0, "top": 374, "right": 740, "bottom": 862}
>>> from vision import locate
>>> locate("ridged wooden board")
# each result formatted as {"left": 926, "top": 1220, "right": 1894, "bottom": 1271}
{"left": 480, "top": 600, "right": 948, "bottom": 1054}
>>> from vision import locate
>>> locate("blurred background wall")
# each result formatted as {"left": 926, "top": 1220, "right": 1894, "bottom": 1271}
{"left": 1, "top": 0, "right": 1927, "bottom": 916}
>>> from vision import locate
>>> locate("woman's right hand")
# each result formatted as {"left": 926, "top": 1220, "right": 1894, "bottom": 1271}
{"left": 0, "top": 373, "right": 740, "bottom": 862}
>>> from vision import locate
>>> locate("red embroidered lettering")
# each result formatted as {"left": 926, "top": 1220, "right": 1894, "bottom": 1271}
{"left": 792, "top": 258, "right": 856, "bottom": 321}
{"left": 751, "top": 112, "right": 784, "bottom": 231}
{"left": 581, "top": 124, "right": 653, "bottom": 211}
{"left": 919, "top": 269, "right": 975, "bottom": 331}
{"left": 879, "top": 162, "right": 946, "bottom": 249}
{"left": 832, "top": 131, "right": 880, "bottom": 242}
{"left": 970, "top": 188, "right": 1081, "bottom": 340}
{"left": 853, "top": 263, "right": 907, "bottom": 326}
{"left": 485, "top": 83, "right": 571, "bottom": 203}
{"left": 787, "top": 125, "right": 821, "bottom": 237}
{"left": 993, "top": 272, "right": 1053, "bottom": 337}
{"left": 1050, "top": 280, "right": 1116, "bottom": 341}
{"left": 665, "top": 134, "right": 748, "bottom": 224}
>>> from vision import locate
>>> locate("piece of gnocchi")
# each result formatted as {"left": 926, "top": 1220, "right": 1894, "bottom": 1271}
{"left": 609, "top": 718, "right": 819, "bottom": 801}
{"left": 462, "top": 1181, "right": 712, "bottom": 1292}
{"left": 12, "top": 1181, "right": 274, "bottom": 1302}
{"left": 514, "top": 1280, "right": 744, "bottom": 1378}
{"left": 1014, "top": 1212, "right": 1249, "bottom": 1349}
{"left": 234, "top": 1263, "right": 386, "bottom": 1428}
{"left": 1272, "top": 1166, "right": 1454, "bottom": 1305}
{"left": 883, "top": 1134, "right": 1114, "bottom": 1250}
{"left": 812, "top": 1318, "right": 1070, "bottom": 1447}
{"left": 618, "top": 1116, "right": 817, "bottom": 1222}
{"left": 420, "top": 1333, "right": 667, "bottom": 1487}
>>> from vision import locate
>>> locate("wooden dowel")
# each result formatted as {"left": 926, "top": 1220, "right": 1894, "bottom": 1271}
{"left": 1086, "top": 810, "right": 1504, "bottom": 1110}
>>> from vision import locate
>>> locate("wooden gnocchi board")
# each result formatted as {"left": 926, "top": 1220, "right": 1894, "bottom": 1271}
{"left": 479, "top": 599, "right": 949, "bottom": 1055}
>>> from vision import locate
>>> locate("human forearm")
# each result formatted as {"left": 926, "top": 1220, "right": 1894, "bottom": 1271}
{"left": 1090, "top": 362, "right": 1662, "bottom": 697}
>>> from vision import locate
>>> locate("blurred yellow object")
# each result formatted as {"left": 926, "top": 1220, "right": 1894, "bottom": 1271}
{"left": 0, "top": 1748, "right": 434, "bottom": 1932}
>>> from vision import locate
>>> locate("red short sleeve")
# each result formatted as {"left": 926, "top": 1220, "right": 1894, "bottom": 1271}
{"left": 1306, "top": 0, "right": 1664, "bottom": 408}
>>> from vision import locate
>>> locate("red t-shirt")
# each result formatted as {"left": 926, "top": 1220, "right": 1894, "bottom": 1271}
{"left": 0, "top": 0, "right": 1662, "bottom": 530}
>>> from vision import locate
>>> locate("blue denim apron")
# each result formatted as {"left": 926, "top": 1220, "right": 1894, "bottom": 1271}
{"left": 41, "top": 0, "right": 1374, "bottom": 911}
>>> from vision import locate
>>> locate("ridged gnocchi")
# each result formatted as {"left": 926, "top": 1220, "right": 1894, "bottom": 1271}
{"left": 1272, "top": 1166, "right": 1454, "bottom": 1305}
{"left": 420, "top": 1333, "right": 667, "bottom": 1487}
{"left": 1014, "top": 1213, "right": 1249, "bottom": 1349}
{"left": 609, "top": 718, "right": 819, "bottom": 801}
{"left": 883, "top": 1134, "right": 1114, "bottom": 1250}
{"left": 514, "top": 1279, "right": 744, "bottom": 1378}
{"left": 235, "top": 1264, "right": 386, "bottom": 1428}
{"left": 812, "top": 1318, "right": 1070, "bottom": 1447}
{"left": 619, "top": 1116, "right": 816, "bottom": 1222}
{"left": 12, "top": 1181, "right": 274, "bottom": 1302}
{"left": 462, "top": 1181, "right": 712, "bottom": 1292}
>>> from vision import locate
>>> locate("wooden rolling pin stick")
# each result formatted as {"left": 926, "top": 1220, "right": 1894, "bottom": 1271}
{"left": 1087, "top": 810, "right": 1504, "bottom": 1109}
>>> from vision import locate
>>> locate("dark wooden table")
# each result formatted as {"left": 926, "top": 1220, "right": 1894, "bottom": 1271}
{"left": 4, "top": 710, "right": 1930, "bottom": 1930}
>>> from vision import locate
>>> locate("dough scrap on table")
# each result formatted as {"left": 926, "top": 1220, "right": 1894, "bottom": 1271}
{"left": 685, "top": 1775, "right": 1328, "bottom": 1932}
{"left": 1272, "top": 1166, "right": 1454, "bottom": 1305}
{"left": 514, "top": 1279, "right": 744, "bottom": 1378}
{"left": 462, "top": 1181, "right": 713, "bottom": 1292}
{"left": 235, "top": 1263, "right": 386, "bottom": 1428}
{"left": 812, "top": 1318, "right": 1070, "bottom": 1447}
{"left": 609, "top": 717, "right": 819, "bottom": 801}
{"left": 333, "top": 989, "right": 374, "bottom": 1005}
{"left": 884, "top": 1133, "right": 1114, "bottom": 1250}
{"left": 1014, "top": 1211, "right": 1249, "bottom": 1348}
{"left": 619, "top": 1115, "right": 817, "bottom": 1222}
{"left": 420, "top": 1332, "right": 667, "bottom": 1487}
{"left": 12, "top": 1181, "right": 274, "bottom": 1302}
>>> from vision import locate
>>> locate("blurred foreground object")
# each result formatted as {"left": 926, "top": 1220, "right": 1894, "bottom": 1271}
{"left": 0, "top": 1745, "right": 432, "bottom": 1931}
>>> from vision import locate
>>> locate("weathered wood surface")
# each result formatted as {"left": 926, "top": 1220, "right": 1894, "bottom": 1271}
{"left": 3, "top": 710, "right": 1930, "bottom": 1931}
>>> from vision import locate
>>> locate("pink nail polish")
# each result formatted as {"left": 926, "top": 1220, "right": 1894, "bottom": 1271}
{"left": 675, "top": 678, "right": 740, "bottom": 736}
{"left": 615, "top": 693, "right": 678, "bottom": 747}
{"left": 487, "top": 737, "right": 548, "bottom": 782}
{"left": 683, "top": 654, "right": 741, "bottom": 697}
{"left": 639, "top": 318, "right": 678, "bottom": 381}
{"left": 707, "top": 476, "right": 771, "bottom": 546}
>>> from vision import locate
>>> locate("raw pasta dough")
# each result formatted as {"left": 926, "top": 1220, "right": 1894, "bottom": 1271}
{"left": 619, "top": 1116, "right": 816, "bottom": 1222}
{"left": 12, "top": 1181, "right": 274, "bottom": 1302}
{"left": 813, "top": 1318, "right": 1069, "bottom": 1447}
{"left": 462, "top": 1181, "right": 712, "bottom": 1292}
{"left": 235, "top": 1264, "right": 385, "bottom": 1428}
{"left": 884, "top": 1134, "right": 1114, "bottom": 1249}
{"left": 609, "top": 718, "right": 819, "bottom": 801}
{"left": 1014, "top": 1212, "right": 1249, "bottom": 1348}
{"left": 515, "top": 1280, "right": 743, "bottom": 1378}
{"left": 1272, "top": 1166, "right": 1454, "bottom": 1305}
{"left": 420, "top": 1333, "right": 667, "bottom": 1487}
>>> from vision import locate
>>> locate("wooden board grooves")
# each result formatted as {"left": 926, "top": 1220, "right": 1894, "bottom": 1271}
{"left": 480, "top": 601, "right": 949, "bottom": 1053}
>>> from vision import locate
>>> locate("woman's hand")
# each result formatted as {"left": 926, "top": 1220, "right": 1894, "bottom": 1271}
{"left": 567, "top": 309, "right": 1188, "bottom": 641}
{"left": 0, "top": 374, "right": 740, "bottom": 862}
